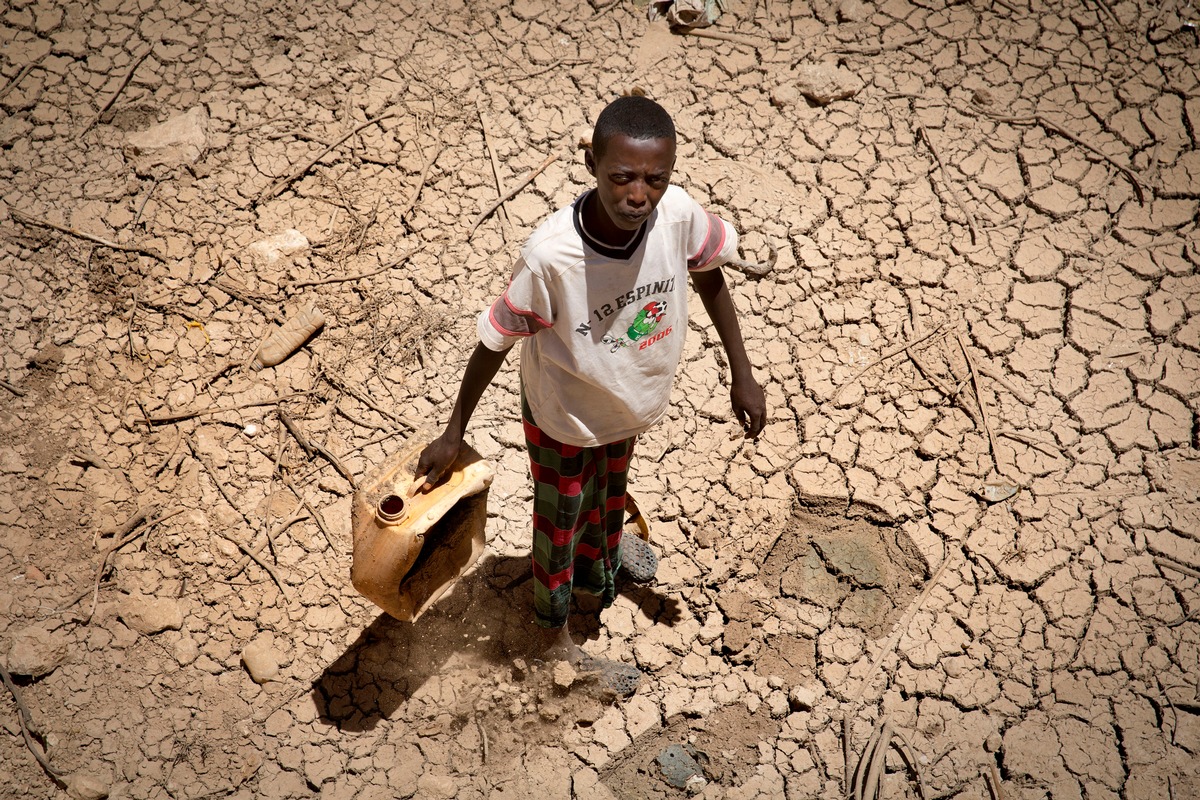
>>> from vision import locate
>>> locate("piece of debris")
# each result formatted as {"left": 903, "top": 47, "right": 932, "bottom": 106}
{"left": 781, "top": 62, "right": 865, "bottom": 106}
{"left": 252, "top": 305, "right": 324, "bottom": 369}
{"left": 246, "top": 228, "right": 310, "bottom": 266}
{"left": 977, "top": 479, "right": 1020, "bottom": 504}
{"left": 657, "top": 744, "right": 708, "bottom": 793}
{"left": 117, "top": 594, "right": 183, "bottom": 635}
{"left": 649, "top": 0, "right": 723, "bottom": 29}
{"left": 241, "top": 638, "right": 282, "bottom": 684}
{"left": 124, "top": 105, "right": 209, "bottom": 175}
{"left": 7, "top": 624, "right": 70, "bottom": 678}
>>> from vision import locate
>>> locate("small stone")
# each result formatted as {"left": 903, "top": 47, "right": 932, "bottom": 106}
{"left": 65, "top": 767, "right": 111, "bottom": 800}
{"left": 6, "top": 624, "right": 70, "bottom": 677}
{"left": 117, "top": 594, "right": 183, "bottom": 635}
{"left": 246, "top": 229, "right": 309, "bottom": 265}
{"left": 788, "top": 684, "right": 824, "bottom": 711}
{"left": 552, "top": 660, "right": 577, "bottom": 689}
{"left": 124, "top": 106, "right": 209, "bottom": 174}
{"left": 790, "top": 62, "right": 864, "bottom": 106}
{"left": 242, "top": 638, "right": 281, "bottom": 684}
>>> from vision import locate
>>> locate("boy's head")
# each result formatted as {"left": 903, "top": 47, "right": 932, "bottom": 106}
{"left": 584, "top": 96, "right": 677, "bottom": 237}
{"left": 591, "top": 95, "right": 676, "bottom": 161}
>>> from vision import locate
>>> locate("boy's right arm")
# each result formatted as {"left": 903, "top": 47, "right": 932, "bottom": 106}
{"left": 411, "top": 341, "right": 511, "bottom": 494}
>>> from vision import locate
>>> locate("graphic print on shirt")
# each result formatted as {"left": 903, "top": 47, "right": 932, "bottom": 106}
{"left": 601, "top": 299, "right": 671, "bottom": 353}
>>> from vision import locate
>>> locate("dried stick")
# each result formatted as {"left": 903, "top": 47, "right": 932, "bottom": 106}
{"left": 967, "top": 104, "right": 1147, "bottom": 203}
{"left": 861, "top": 719, "right": 892, "bottom": 800}
{"left": 141, "top": 392, "right": 311, "bottom": 425}
{"left": 889, "top": 732, "right": 928, "bottom": 800}
{"left": 830, "top": 33, "right": 927, "bottom": 55}
{"left": 278, "top": 410, "right": 357, "bottom": 489}
{"left": 477, "top": 103, "right": 511, "bottom": 240}
{"left": 678, "top": 28, "right": 768, "bottom": 48}
{"left": 850, "top": 547, "right": 959, "bottom": 705}
{"left": 257, "top": 109, "right": 398, "bottom": 203}
{"left": 0, "top": 58, "right": 43, "bottom": 103}
{"left": 280, "top": 471, "right": 337, "bottom": 550}
{"left": 320, "top": 367, "right": 419, "bottom": 430}
{"left": 986, "top": 762, "right": 1006, "bottom": 800}
{"left": 468, "top": 150, "right": 560, "bottom": 237}
{"left": 285, "top": 251, "right": 412, "bottom": 292}
{"left": 6, "top": 206, "right": 165, "bottom": 261}
{"left": 217, "top": 531, "right": 292, "bottom": 597}
{"left": 834, "top": 322, "right": 952, "bottom": 402}
{"left": 83, "top": 48, "right": 152, "bottom": 133}
{"left": 0, "top": 663, "right": 65, "bottom": 785}
{"left": 917, "top": 124, "right": 980, "bottom": 245}
{"left": 222, "top": 505, "right": 307, "bottom": 581}
{"left": 81, "top": 506, "right": 185, "bottom": 623}
{"left": 996, "top": 429, "right": 1060, "bottom": 459}
{"left": 956, "top": 332, "right": 1001, "bottom": 474}
{"left": 0, "top": 378, "right": 24, "bottom": 396}
{"left": 976, "top": 362, "right": 1035, "bottom": 405}
{"left": 842, "top": 716, "right": 853, "bottom": 798}
{"left": 398, "top": 135, "right": 440, "bottom": 222}
{"left": 1156, "top": 556, "right": 1200, "bottom": 581}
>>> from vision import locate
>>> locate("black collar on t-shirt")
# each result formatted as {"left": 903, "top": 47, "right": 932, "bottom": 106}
{"left": 573, "top": 190, "right": 648, "bottom": 260}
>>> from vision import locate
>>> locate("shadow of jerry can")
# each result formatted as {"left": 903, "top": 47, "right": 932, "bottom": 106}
{"left": 350, "top": 434, "right": 494, "bottom": 622}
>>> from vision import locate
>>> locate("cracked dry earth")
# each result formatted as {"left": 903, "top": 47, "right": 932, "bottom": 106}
{"left": 1, "top": 0, "right": 1199, "bottom": 799}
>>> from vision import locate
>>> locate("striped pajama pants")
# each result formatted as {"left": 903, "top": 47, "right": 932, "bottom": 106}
{"left": 523, "top": 396, "right": 634, "bottom": 629}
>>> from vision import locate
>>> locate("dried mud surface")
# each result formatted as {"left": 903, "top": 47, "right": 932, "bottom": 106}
{"left": 2, "top": 1, "right": 1199, "bottom": 798}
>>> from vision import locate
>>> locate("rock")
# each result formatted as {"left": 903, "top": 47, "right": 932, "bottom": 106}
{"left": 552, "top": 660, "right": 577, "bottom": 689}
{"left": 6, "top": 624, "right": 70, "bottom": 677}
{"left": 242, "top": 638, "right": 281, "bottom": 684}
{"left": 117, "top": 594, "right": 183, "bottom": 635}
{"left": 65, "top": 766, "right": 111, "bottom": 800}
{"left": 247, "top": 229, "right": 309, "bottom": 265}
{"left": 0, "top": 447, "right": 26, "bottom": 474}
{"left": 124, "top": 106, "right": 209, "bottom": 174}
{"left": 789, "top": 62, "right": 864, "bottom": 106}
{"left": 788, "top": 684, "right": 824, "bottom": 711}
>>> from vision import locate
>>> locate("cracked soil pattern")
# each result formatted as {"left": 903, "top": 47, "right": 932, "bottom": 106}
{"left": 1, "top": 0, "right": 1199, "bottom": 799}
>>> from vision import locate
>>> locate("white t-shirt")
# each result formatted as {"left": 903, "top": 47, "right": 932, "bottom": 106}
{"left": 478, "top": 184, "right": 738, "bottom": 447}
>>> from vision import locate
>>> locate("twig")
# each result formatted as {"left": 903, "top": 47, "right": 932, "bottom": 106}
{"left": 81, "top": 506, "right": 185, "bottom": 623}
{"left": 6, "top": 206, "right": 165, "bottom": 261}
{"left": 0, "top": 57, "right": 44, "bottom": 103}
{"left": 966, "top": 104, "right": 1147, "bottom": 203}
{"left": 131, "top": 177, "right": 160, "bottom": 228}
{"left": 217, "top": 531, "right": 292, "bottom": 597}
{"left": 996, "top": 429, "right": 1061, "bottom": 459}
{"left": 187, "top": 437, "right": 255, "bottom": 533}
{"left": 398, "top": 135, "right": 440, "bottom": 222}
{"left": 890, "top": 732, "right": 928, "bottom": 800}
{"left": 280, "top": 471, "right": 337, "bottom": 550}
{"left": 222, "top": 504, "right": 307, "bottom": 582}
{"left": 476, "top": 715, "right": 489, "bottom": 763}
{"left": 278, "top": 410, "right": 357, "bottom": 489}
{"left": 843, "top": 716, "right": 853, "bottom": 798}
{"left": 477, "top": 103, "right": 511, "bottom": 241}
{"left": 83, "top": 48, "right": 152, "bottom": 134}
{"left": 257, "top": 109, "right": 398, "bottom": 204}
{"left": 834, "top": 322, "right": 952, "bottom": 401}
{"left": 320, "top": 367, "right": 419, "bottom": 430}
{"left": 513, "top": 58, "right": 589, "bottom": 81}
{"left": 956, "top": 332, "right": 1001, "bottom": 474}
{"left": 141, "top": 392, "right": 312, "bottom": 425}
{"left": 1156, "top": 555, "right": 1200, "bottom": 581}
{"left": 468, "top": 150, "right": 560, "bottom": 237}
{"left": 0, "top": 663, "right": 65, "bottom": 785}
{"left": 976, "top": 362, "right": 1035, "bottom": 405}
{"left": 210, "top": 276, "right": 285, "bottom": 324}
{"left": 850, "top": 547, "right": 959, "bottom": 705}
{"left": 986, "top": 762, "right": 1006, "bottom": 800}
{"left": 829, "top": 33, "right": 927, "bottom": 55}
{"left": 677, "top": 27, "right": 767, "bottom": 48}
{"left": 285, "top": 251, "right": 412, "bottom": 292}
{"left": 0, "top": 378, "right": 24, "bottom": 396}
{"left": 917, "top": 124, "right": 980, "bottom": 245}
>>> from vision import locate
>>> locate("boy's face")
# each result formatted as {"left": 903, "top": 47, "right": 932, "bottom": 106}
{"left": 585, "top": 134, "right": 676, "bottom": 234}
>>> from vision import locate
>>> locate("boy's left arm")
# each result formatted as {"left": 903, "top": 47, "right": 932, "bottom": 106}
{"left": 690, "top": 267, "right": 767, "bottom": 438}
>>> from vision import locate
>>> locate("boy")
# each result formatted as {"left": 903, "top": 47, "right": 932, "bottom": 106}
{"left": 412, "top": 95, "right": 765, "bottom": 694}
